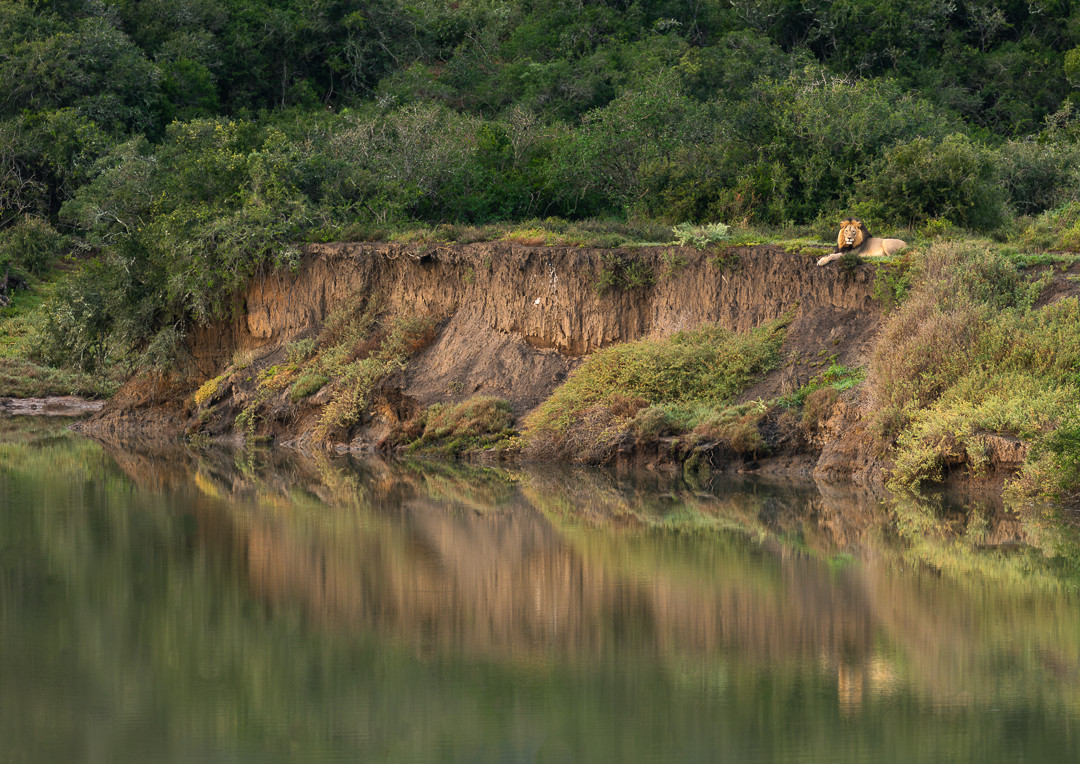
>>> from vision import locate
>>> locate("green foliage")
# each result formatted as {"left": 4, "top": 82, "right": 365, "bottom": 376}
{"left": 658, "top": 250, "right": 689, "bottom": 279}
{"left": 285, "top": 337, "right": 317, "bottom": 364}
{"left": 997, "top": 118, "right": 1080, "bottom": 217}
{"left": 405, "top": 396, "right": 516, "bottom": 456}
{"left": 0, "top": 273, "right": 118, "bottom": 397}
{"left": 0, "top": 11, "right": 160, "bottom": 133}
{"left": 856, "top": 134, "right": 1006, "bottom": 231}
{"left": 1065, "top": 48, "right": 1080, "bottom": 89}
{"left": 780, "top": 363, "right": 866, "bottom": 410}
{"left": 0, "top": 215, "right": 65, "bottom": 276}
{"left": 707, "top": 248, "right": 741, "bottom": 271}
{"left": 692, "top": 401, "right": 769, "bottom": 455}
{"left": 37, "top": 259, "right": 121, "bottom": 372}
{"left": 671, "top": 222, "right": 730, "bottom": 248}
{"left": 868, "top": 242, "right": 1080, "bottom": 499}
{"left": 839, "top": 251, "right": 862, "bottom": 274}
{"left": 595, "top": 252, "right": 654, "bottom": 293}
{"left": 289, "top": 372, "right": 328, "bottom": 402}
{"left": 1045, "top": 416, "right": 1080, "bottom": 496}
{"left": 525, "top": 316, "right": 789, "bottom": 457}
{"left": 872, "top": 257, "right": 915, "bottom": 313}
{"left": 1018, "top": 203, "right": 1080, "bottom": 253}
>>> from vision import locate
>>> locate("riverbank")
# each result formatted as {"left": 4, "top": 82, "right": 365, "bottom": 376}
{"left": 73, "top": 239, "right": 1080, "bottom": 505}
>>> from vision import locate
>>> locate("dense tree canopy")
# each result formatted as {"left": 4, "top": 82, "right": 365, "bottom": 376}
{"left": 3, "top": 0, "right": 1080, "bottom": 368}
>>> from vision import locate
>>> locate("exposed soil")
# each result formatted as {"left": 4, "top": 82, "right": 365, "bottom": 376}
{"left": 78, "top": 241, "right": 892, "bottom": 480}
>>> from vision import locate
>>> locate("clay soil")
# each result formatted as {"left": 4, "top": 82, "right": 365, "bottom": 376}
{"left": 78, "top": 241, "right": 889, "bottom": 480}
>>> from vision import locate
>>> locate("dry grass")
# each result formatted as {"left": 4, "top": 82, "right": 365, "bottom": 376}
{"left": 801, "top": 387, "right": 840, "bottom": 430}
{"left": 693, "top": 401, "right": 769, "bottom": 455}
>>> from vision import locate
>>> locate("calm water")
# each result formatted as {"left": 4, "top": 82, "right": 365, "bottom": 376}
{"left": 2, "top": 418, "right": 1079, "bottom": 763}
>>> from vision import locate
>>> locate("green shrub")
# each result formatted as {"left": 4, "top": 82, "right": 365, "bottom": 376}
{"left": 285, "top": 338, "right": 317, "bottom": 364}
{"left": 595, "top": 252, "right": 655, "bottom": 292}
{"left": 856, "top": 134, "right": 1005, "bottom": 231}
{"left": 693, "top": 401, "right": 768, "bottom": 455}
{"left": 671, "top": 222, "right": 730, "bottom": 248}
{"left": 868, "top": 242, "right": 1080, "bottom": 496}
{"left": 1018, "top": 203, "right": 1080, "bottom": 253}
{"left": 0, "top": 216, "right": 66, "bottom": 276}
{"left": 997, "top": 137, "right": 1080, "bottom": 216}
{"left": 779, "top": 363, "right": 865, "bottom": 410}
{"left": 524, "top": 317, "right": 788, "bottom": 460}
{"left": 290, "top": 372, "right": 328, "bottom": 401}
{"left": 631, "top": 406, "right": 674, "bottom": 439}
{"left": 409, "top": 396, "right": 515, "bottom": 455}
{"left": 871, "top": 256, "right": 914, "bottom": 312}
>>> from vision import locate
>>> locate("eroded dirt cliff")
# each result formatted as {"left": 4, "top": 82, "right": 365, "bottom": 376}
{"left": 79, "top": 241, "right": 886, "bottom": 479}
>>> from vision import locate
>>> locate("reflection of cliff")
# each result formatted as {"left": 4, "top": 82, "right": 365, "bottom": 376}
{"left": 92, "top": 437, "right": 879, "bottom": 662}
{"left": 93, "top": 436, "right": 1080, "bottom": 709}
{"left": 236, "top": 488, "right": 875, "bottom": 662}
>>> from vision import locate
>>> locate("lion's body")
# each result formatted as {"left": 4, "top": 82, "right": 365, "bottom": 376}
{"left": 817, "top": 218, "right": 906, "bottom": 266}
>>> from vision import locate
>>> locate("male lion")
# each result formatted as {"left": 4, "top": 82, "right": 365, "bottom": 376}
{"left": 816, "top": 218, "right": 906, "bottom": 266}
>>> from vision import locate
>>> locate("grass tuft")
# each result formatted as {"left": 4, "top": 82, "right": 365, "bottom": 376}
{"left": 404, "top": 396, "right": 516, "bottom": 456}
{"left": 523, "top": 317, "right": 789, "bottom": 462}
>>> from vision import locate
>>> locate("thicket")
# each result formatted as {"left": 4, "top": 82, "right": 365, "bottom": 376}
{"left": 4, "top": 0, "right": 1080, "bottom": 372}
{"left": 867, "top": 242, "right": 1080, "bottom": 502}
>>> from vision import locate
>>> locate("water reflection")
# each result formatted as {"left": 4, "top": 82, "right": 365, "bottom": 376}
{"left": 1, "top": 419, "right": 1079, "bottom": 762}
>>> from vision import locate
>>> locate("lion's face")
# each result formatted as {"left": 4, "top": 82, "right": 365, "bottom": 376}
{"left": 837, "top": 218, "right": 868, "bottom": 251}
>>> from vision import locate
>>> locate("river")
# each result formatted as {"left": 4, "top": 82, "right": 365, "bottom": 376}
{"left": 1, "top": 417, "right": 1078, "bottom": 762}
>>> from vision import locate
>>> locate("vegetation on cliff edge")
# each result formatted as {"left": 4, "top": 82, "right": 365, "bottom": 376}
{"left": 5, "top": 0, "right": 1080, "bottom": 379}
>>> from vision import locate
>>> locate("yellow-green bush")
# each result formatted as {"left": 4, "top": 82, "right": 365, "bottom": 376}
{"left": 194, "top": 374, "right": 226, "bottom": 408}
{"left": 524, "top": 317, "right": 788, "bottom": 461}
{"left": 407, "top": 396, "right": 516, "bottom": 455}
{"left": 868, "top": 242, "right": 1080, "bottom": 500}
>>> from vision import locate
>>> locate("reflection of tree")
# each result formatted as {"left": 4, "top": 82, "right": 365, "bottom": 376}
{"left": 90, "top": 434, "right": 1080, "bottom": 697}
{"left": 4, "top": 425, "right": 1080, "bottom": 760}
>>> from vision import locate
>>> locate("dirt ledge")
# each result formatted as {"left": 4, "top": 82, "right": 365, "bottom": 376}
{"left": 79, "top": 241, "right": 892, "bottom": 481}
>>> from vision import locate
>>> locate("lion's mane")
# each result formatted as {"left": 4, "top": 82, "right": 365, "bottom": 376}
{"left": 836, "top": 218, "right": 869, "bottom": 252}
